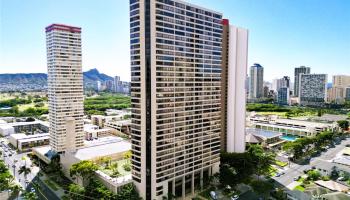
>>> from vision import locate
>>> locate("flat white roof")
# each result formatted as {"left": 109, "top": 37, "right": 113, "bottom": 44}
{"left": 274, "top": 119, "right": 333, "bottom": 128}
{"left": 10, "top": 133, "right": 49, "bottom": 141}
{"left": 3, "top": 120, "right": 49, "bottom": 128}
{"left": 75, "top": 139, "right": 131, "bottom": 161}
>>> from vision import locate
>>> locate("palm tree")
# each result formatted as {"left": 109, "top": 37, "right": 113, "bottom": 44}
{"left": 18, "top": 165, "right": 31, "bottom": 184}
{"left": 10, "top": 184, "right": 23, "bottom": 200}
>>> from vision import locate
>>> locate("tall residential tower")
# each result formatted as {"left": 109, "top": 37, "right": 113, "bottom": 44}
{"left": 221, "top": 19, "right": 248, "bottom": 153}
{"left": 294, "top": 66, "right": 310, "bottom": 97}
{"left": 299, "top": 74, "right": 327, "bottom": 106}
{"left": 46, "top": 24, "right": 84, "bottom": 153}
{"left": 130, "top": 0, "right": 222, "bottom": 199}
{"left": 249, "top": 63, "right": 264, "bottom": 99}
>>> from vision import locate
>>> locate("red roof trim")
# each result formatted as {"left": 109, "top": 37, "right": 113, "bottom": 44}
{"left": 45, "top": 24, "right": 81, "bottom": 33}
{"left": 222, "top": 19, "right": 229, "bottom": 25}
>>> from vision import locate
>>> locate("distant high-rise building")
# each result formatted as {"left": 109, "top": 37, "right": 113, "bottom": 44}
{"left": 114, "top": 76, "right": 122, "bottom": 93}
{"left": 130, "top": 1, "right": 222, "bottom": 199}
{"left": 279, "top": 76, "right": 290, "bottom": 88}
{"left": 299, "top": 74, "right": 327, "bottom": 106}
{"left": 345, "top": 88, "right": 350, "bottom": 101}
{"left": 328, "top": 75, "right": 350, "bottom": 104}
{"left": 46, "top": 24, "right": 84, "bottom": 153}
{"left": 96, "top": 80, "right": 102, "bottom": 91}
{"left": 249, "top": 63, "right": 264, "bottom": 99}
{"left": 221, "top": 19, "right": 248, "bottom": 153}
{"left": 277, "top": 87, "right": 290, "bottom": 105}
{"left": 294, "top": 66, "right": 310, "bottom": 97}
{"left": 263, "top": 86, "right": 269, "bottom": 98}
{"left": 105, "top": 80, "right": 114, "bottom": 91}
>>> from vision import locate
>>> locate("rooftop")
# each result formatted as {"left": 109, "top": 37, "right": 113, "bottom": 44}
{"left": 246, "top": 128, "right": 282, "bottom": 139}
{"left": 315, "top": 180, "right": 349, "bottom": 192}
{"left": 75, "top": 138, "right": 131, "bottom": 161}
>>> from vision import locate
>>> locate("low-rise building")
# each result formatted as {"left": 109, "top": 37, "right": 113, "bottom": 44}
{"left": 104, "top": 120, "right": 131, "bottom": 135}
{"left": 9, "top": 133, "right": 49, "bottom": 152}
{"left": 0, "top": 124, "right": 15, "bottom": 136}
{"left": 249, "top": 115, "right": 337, "bottom": 137}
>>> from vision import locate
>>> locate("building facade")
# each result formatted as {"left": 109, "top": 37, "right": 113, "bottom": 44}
{"left": 294, "top": 66, "right": 310, "bottom": 97}
{"left": 249, "top": 63, "right": 264, "bottom": 99}
{"left": 277, "top": 87, "right": 290, "bottom": 105}
{"left": 299, "top": 74, "right": 327, "bottom": 106}
{"left": 221, "top": 19, "right": 248, "bottom": 153}
{"left": 328, "top": 75, "right": 350, "bottom": 104}
{"left": 46, "top": 24, "right": 84, "bottom": 153}
{"left": 130, "top": 0, "right": 222, "bottom": 199}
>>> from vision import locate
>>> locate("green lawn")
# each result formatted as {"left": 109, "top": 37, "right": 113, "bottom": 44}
{"left": 293, "top": 185, "right": 305, "bottom": 192}
{"left": 18, "top": 102, "right": 48, "bottom": 111}
{"left": 275, "top": 160, "right": 288, "bottom": 167}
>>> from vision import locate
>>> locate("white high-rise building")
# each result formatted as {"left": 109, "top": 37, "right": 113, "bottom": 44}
{"left": 130, "top": 0, "right": 222, "bottom": 199}
{"left": 221, "top": 19, "right": 248, "bottom": 153}
{"left": 46, "top": 24, "right": 84, "bottom": 153}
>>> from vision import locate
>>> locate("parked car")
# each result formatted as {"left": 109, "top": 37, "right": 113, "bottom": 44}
{"left": 231, "top": 194, "right": 239, "bottom": 200}
{"left": 293, "top": 176, "right": 300, "bottom": 181}
{"left": 337, "top": 177, "right": 346, "bottom": 181}
{"left": 210, "top": 191, "right": 218, "bottom": 200}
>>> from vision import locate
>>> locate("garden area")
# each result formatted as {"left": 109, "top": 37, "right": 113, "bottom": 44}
{"left": 98, "top": 158, "right": 132, "bottom": 178}
{"left": 0, "top": 94, "right": 48, "bottom": 117}
{"left": 84, "top": 93, "right": 131, "bottom": 115}
{"left": 247, "top": 103, "right": 350, "bottom": 118}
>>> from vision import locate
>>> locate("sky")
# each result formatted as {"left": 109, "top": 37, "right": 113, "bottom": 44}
{"left": 0, "top": 0, "right": 349, "bottom": 82}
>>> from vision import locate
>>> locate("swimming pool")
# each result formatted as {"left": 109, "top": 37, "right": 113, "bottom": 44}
{"left": 280, "top": 135, "right": 298, "bottom": 141}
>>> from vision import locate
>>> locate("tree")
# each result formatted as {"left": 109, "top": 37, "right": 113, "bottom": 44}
{"left": 337, "top": 120, "right": 349, "bottom": 130}
{"left": 250, "top": 180, "right": 273, "bottom": 197}
{"left": 70, "top": 160, "right": 98, "bottom": 186}
{"left": 85, "top": 179, "right": 115, "bottom": 199}
{"left": 10, "top": 184, "right": 23, "bottom": 199}
{"left": 18, "top": 165, "right": 31, "bottom": 181}
{"left": 115, "top": 183, "right": 142, "bottom": 200}
{"left": 22, "top": 191, "right": 38, "bottom": 200}
{"left": 68, "top": 183, "right": 85, "bottom": 200}
{"left": 247, "top": 145, "right": 276, "bottom": 178}
{"left": 307, "top": 170, "right": 321, "bottom": 181}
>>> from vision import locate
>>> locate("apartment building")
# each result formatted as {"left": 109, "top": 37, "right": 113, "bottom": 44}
{"left": 46, "top": 24, "right": 84, "bottom": 153}
{"left": 328, "top": 75, "right": 350, "bottom": 104}
{"left": 299, "top": 74, "right": 327, "bottom": 106}
{"left": 130, "top": 0, "right": 222, "bottom": 199}
{"left": 294, "top": 66, "right": 310, "bottom": 97}
{"left": 220, "top": 19, "right": 248, "bottom": 153}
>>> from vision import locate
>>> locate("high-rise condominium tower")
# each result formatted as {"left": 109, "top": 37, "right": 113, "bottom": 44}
{"left": 221, "top": 19, "right": 248, "bottom": 153}
{"left": 294, "top": 66, "right": 310, "bottom": 97}
{"left": 130, "top": 0, "right": 222, "bottom": 199}
{"left": 46, "top": 24, "right": 84, "bottom": 153}
{"left": 299, "top": 74, "right": 327, "bottom": 106}
{"left": 249, "top": 63, "right": 264, "bottom": 99}
{"left": 328, "top": 75, "right": 350, "bottom": 104}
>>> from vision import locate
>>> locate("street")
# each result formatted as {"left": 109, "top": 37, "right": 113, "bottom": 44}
{"left": 0, "top": 137, "right": 50, "bottom": 199}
